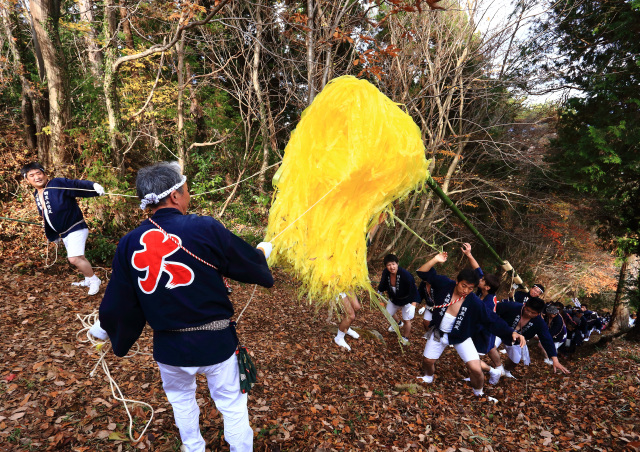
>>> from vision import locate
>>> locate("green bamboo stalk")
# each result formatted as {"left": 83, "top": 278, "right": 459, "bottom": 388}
{"left": 425, "top": 175, "right": 504, "bottom": 266}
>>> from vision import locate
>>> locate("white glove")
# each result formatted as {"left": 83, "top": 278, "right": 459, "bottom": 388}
{"left": 88, "top": 320, "right": 109, "bottom": 340}
{"left": 93, "top": 183, "right": 105, "bottom": 196}
{"left": 257, "top": 241, "right": 273, "bottom": 259}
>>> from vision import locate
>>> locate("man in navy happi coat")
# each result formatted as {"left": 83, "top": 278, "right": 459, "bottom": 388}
{"left": 21, "top": 162, "right": 105, "bottom": 295}
{"left": 378, "top": 254, "right": 420, "bottom": 343}
{"left": 491, "top": 298, "right": 570, "bottom": 383}
{"left": 95, "top": 162, "right": 273, "bottom": 452}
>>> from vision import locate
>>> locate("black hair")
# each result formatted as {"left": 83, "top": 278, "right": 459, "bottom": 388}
{"left": 525, "top": 297, "right": 545, "bottom": 313}
{"left": 383, "top": 254, "right": 399, "bottom": 266}
{"left": 483, "top": 274, "right": 500, "bottom": 294}
{"left": 20, "top": 162, "right": 45, "bottom": 178}
{"left": 456, "top": 268, "right": 479, "bottom": 286}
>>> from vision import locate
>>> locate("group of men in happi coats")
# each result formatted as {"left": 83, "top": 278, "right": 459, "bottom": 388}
{"left": 23, "top": 159, "right": 581, "bottom": 451}
{"left": 334, "top": 242, "right": 571, "bottom": 400}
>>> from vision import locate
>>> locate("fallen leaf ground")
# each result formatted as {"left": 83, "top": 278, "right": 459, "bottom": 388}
{"left": 1, "top": 207, "right": 639, "bottom": 452}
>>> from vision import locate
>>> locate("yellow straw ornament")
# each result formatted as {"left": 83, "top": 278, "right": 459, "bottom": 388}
{"left": 266, "top": 75, "right": 430, "bottom": 309}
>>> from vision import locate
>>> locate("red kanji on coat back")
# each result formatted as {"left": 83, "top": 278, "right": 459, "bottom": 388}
{"left": 132, "top": 229, "right": 194, "bottom": 294}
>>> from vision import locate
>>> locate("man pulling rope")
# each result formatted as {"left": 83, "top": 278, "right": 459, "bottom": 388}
{"left": 92, "top": 161, "right": 274, "bottom": 452}
{"left": 21, "top": 162, "right": 105, "bottom": 295}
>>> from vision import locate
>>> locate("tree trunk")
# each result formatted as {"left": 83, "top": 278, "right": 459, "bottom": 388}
{"left": 78, "top": 0, "right": 103, "bottom": 79}
{"left": 608, "top": 252, "right": 631, "bottom": 333}
{"left": 186, "top": 62, "right": 206, "bottom": 143}
{"left": 1, "top": 4, "right": 37, "bottom": 149}
{"left": 306, "top": 0, "right": 316, "bottom": 104}
{"left": 176, "top": 34, "right": 186, "bottom": 168}
{"left": 119, "top": 0, "right": 135, "bottom": 49}
{"left": 146, "top": 102, "right": 161, "bottom": 152}
{"left": 251, "top": 2, "right": 270, "bottom": 193}
{"left": 103, "top": 0, "right": 124, "bottom": 173}
{"left": 30, "top": 0, "right": 70, "bottom": 170}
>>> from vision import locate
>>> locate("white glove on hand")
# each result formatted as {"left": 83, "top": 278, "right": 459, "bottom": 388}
{"left": 88, "top": 320, "right": 109, "bottom": 341}
{"left": 257, "top": 241, "right": 273, "bottom": 259}
{"left": 93, "top": 183, "right": 105, "bottom": 196}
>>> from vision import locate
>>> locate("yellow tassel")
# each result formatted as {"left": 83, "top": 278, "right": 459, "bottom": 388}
{"left": 266, "top": 75, "right": 430, "bottom": 308}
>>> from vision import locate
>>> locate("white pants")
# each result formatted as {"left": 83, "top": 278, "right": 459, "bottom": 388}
{"left": 62, "top": 228, "right": 89, "bottom": 258}
{"left": 157, "top": 353, "right": 252, "bottom": 452}
{"left": 495, "top": 337, "right": 530, "bottom": 365}
{"left": 386, "top": 301, "right": 415, "bottom": 321}
{"left": 423, "top": 335, "right": 479, "bottom": 363}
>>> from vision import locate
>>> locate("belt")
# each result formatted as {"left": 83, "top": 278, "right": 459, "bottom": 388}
{"left": 171, "top": 319, "right": 230, "bottom": 332}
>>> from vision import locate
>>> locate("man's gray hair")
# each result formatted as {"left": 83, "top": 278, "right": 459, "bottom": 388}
{"left": 136, "top": 161, "right": 184, "bottom": 206}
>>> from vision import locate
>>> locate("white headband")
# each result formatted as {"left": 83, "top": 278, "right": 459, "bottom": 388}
{"left": 139, "top": 175, "right": 187, "bottom": 210}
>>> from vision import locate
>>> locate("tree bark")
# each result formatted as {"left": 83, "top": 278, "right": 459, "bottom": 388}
{"left": 103, "top": 0, "right": 124, "bottom": 172}
{"left": 78, "top": 0, "right": 103, "bottom": 79}
{"left": 186, "top": 62, "right": 206, "bottom": 143}
{"left": 306, "top": 0, "right": 316, "bottom": 104}
{"left": 30, "top": 0, "right": 70, "bottom": 170}
{"left": 608, "top": 252, "right": 631, "bottom": 333}
{"left": 119, "top": 0, "right": 135, "bottom": 49}
{"left": 1, "top": 4, "right": 37, "bottom": 150}
{"left": 177, "top": 34, "right": 186, "bottom": 168}
{"left": 251, "top": 2, "right": 270, "bottom": 193}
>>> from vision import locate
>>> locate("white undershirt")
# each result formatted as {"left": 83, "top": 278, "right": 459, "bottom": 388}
{"left": 439, "top": 312, "right": 457, "bottom": 333}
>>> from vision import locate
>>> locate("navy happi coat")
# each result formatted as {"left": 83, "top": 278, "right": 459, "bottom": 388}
{"left": 99, "top": 208, "right": 273, "bottom": 367}
{"left": 378, "top": 267, "right": 420, "bottom": 306}
{"left": 33, "top": 178, "right": 98, "bottom": 241}
{"left": 496, "top": 301, "right": 557, "bottom": 358}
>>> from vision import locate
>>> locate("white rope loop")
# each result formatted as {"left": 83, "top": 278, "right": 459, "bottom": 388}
{"left": 77, "top": 311, "right": 154, "bottom": 444}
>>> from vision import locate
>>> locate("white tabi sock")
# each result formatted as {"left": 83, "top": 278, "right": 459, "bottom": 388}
{"left": 417, "top": 375, "right": 434, "bottom": 383}
{"left": 336, "top": 330, "right": 346, "bottom": 340}
{"left": 472, "top": 388, "right": 484, "bottom": 397}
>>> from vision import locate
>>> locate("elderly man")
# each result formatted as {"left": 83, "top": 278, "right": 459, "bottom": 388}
{"left": 21, "top": 162, "right": 104, "bottom": 295}
{"left": 94, "top": 162, "right": 273, "bottom": 452}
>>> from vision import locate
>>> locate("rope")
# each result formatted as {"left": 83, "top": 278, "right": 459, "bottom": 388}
{"left": 432, "top": 295, "right": 465, "bottom": 309}
{"left": 388, "top": 211, "right": 443, "bottom": 253}
{"left": 76, "top": 311, "right": 154, "bottom": 444}
{"left": 43, "top": 187, "right": 138, "bottom": 198}
{"left": 0, "top": 216, "right": 42, "bottom": 226}
{"left": 191, "top": 162, "right": 281, "bottom": 197}
{"left": 236, "top": 284, "right": 258, "bottom": 324}
{"left": 44, "top": 241, "right": 58, "bottom": 268}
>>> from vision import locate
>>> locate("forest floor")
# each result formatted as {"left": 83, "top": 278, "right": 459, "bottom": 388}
{"left": 1, "top": 200, "right": 640, "bottom": 452}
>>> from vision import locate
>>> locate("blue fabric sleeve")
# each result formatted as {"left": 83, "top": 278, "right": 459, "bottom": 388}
{"left": 99, "top": 241, "right": 147, "bottom": 357}
{"left": 406, "top": 271, "right": 420, "bottom": 303}
{"left": 378, "top": 269, "right": 389, "bottom": 293}
{"left": 219, "top": 227, "right": 274, "bottom": 288}
{"left": 416, "top": 268, "right": 452, "bottom": 290}
{"left": 478, "top": 295, "right": 514, "bottom": 343}
{"left": 535, "top": 317, "right": 558, "bottom": 358}
{"left": 60, "top": 178, "right": 99, "bottom": 198}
